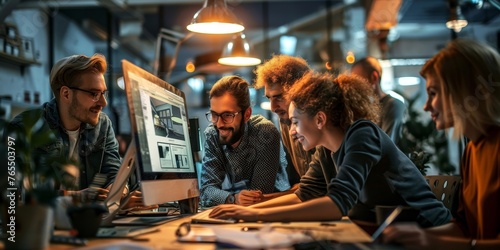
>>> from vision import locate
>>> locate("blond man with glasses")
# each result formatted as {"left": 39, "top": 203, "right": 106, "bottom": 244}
{"left": 200, "top": 75, "right": 290, "bottom": 207}
{"left": 10, "top": 53, "right": 121, "bottom": 195}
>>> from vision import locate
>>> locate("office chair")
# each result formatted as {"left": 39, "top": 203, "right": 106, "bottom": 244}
{"left": 425, "top": 175, "right": 461, "bottom": 212}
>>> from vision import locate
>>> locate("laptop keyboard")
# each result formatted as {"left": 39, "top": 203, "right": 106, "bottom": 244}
{"left": 112, "top": 214, "right": 183, "bottom": 226}
{"left": 125, "top": 207, "right": 170, "bottom": 216}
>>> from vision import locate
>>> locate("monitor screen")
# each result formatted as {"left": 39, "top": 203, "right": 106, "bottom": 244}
{"left": 122, "top": 60, "right": 199, "bottom": 206}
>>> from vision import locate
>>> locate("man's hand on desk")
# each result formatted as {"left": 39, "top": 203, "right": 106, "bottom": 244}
{"left": 209, "top": 204, "right": 259, "bottom": 222}
{"left": 235, "top": 190, "right": 263, "bottom": 206}
{"left": 260, "top": 184, "right": 298, "bottom": 202}
{"left": 65, "top": 188, "right": 109, "bottom": 202}
{"left": 120, "top": 190, "right": 159, "bottom": 211}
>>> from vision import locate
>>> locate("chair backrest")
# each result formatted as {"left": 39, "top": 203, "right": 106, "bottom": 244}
{"left": 425, "top": 175, "right": 461, "bottom": 211}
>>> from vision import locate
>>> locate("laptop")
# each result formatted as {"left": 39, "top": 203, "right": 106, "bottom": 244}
{"left": 293, "top": 206, "right": 404, "bottom": 249}
{"left": 100, "top": 141, "right": 178, "bottom": 227}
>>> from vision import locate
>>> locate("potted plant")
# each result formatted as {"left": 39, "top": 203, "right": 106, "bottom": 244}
{"left": 1, "top": 109, "right": 77, "bottom": 249}
{"left": 399, "top": 93, "right": 456, "bottom": 175}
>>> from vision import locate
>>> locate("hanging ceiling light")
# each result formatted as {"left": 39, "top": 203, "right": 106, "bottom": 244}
{"left": 446, "top": 0, "right": 468, "bottom": 32}
{"left": 187, "top": 0, "right": 245, "bottom": 34}
{"left": 218, "top": 33, "right": 261, "bottom": 66}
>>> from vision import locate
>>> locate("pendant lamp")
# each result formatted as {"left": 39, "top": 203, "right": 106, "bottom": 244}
{"left": 446, "top": 0, "right": 467, "bottom": 32}
{"left": 187, "top": 0, "right": 244, "bottom": 34}
{"left": 218, "top": 33, "right": 261, "bottom": 66}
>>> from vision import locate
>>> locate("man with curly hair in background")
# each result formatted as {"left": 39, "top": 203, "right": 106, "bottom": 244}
{"left": 253, "top": 55, "right": 334, "bottom": 198}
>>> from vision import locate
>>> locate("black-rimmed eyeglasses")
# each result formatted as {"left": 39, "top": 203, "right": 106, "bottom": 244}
{"left": 205, "top": 111, "right": 240, "bottom": 124}
{"left": 68, "top": 87, "right": 108, "bottom": 102}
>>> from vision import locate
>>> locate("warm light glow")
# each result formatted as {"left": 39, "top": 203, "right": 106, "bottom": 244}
{"left": 346, "top": 51, "right": 355, "bottom": 64}
{"left": 325, "top": 61, "right": 332, "bottom": 70}
{"left": 446, "top": 19, "right": 468, "bottom": 32}
{"left": 446, "top": 5, "right": 468, "bottom": 33}
{"left": 218, "top": 57, "right": 261, "bottom": 66}
{"left": 218, "top": 33, "right": 261, "bottom": 66}
{"left": 187, "top": 0, "right": 245, "bottom": 35}
{"left": 185, "top": 61, "right": 195, "bottom": 73}
{"left": 187, "top": 22, "right": 244, "bottom": 34}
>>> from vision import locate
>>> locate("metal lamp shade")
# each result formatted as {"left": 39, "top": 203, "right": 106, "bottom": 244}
{"left": 446, "top": 3, "right": 467, "bottom": 32}
{"left": 218, "top": 33, "right": 261, "bottom": 66}
{"left": 187, "top": 0, "right": 244, "bottom": 34}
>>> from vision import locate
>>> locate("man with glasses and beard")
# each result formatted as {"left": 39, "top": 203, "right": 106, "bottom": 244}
{"left": 9, "top": 53, "right": 121, "bottom": 198}
{"left": 200, "top": 75, "right": 290, "bottom": 207}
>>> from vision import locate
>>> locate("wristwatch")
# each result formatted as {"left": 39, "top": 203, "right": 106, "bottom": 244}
{"left": 227, "top": 194, "right": 235, "bottom": 204}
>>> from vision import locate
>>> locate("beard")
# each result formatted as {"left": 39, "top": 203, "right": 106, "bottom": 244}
{"left": 217, "top": 117, "right": 246, "bottom": 146}
{"left": 69, "top": 98, "right": 101, "bottom": 126}
{"left": 279, "top": 118, "right": 291, "bottom": 126}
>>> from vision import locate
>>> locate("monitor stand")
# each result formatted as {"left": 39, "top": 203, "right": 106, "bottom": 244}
{"left": 179, "top": 196, "right": 199, "bottom": 214}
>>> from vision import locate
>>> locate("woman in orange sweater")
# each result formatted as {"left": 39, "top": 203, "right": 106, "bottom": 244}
{"left": 383, "top": 39, "right": 500, "bottom": 249}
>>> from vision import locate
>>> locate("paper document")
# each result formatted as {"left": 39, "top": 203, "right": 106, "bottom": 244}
{"left": 211, "top": 225, "right": 312, "bottom": 249}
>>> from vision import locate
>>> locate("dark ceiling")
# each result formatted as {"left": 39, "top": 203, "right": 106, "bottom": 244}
{"left": 4, "top": 0, "right": 500, "bottom": 83}
{"left": 399, "top": 0, "right": 500, "bottom": 24}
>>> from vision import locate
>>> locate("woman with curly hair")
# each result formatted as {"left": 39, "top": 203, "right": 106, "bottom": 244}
{"left": 209, "top": 72, "right": 451, "bottom": 228}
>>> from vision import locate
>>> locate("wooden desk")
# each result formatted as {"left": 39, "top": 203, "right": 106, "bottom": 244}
{"left": 48, "top": 216, "right": 377, "bottom": 249}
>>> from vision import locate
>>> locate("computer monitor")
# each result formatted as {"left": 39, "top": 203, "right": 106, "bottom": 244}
{"left": 122, "top": 60, "right": 199, "bottom": 208}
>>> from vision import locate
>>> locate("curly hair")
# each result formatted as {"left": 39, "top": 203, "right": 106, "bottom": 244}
{"left": 50, "top": 53, "right": 107, "bottom": 101}
{"left": 286, "top": 72, "right": 380, "bottom": 131}
{"left": 253, "top": 54, "right": 311, "bottom": 91}
{"left": 420, "top": 39, "right": 500, "bottom": 137}
{"left": 209, "top": 75, "right": 251, "bottom": 111}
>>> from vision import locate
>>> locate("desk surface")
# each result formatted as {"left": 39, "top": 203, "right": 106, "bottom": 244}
{"left": 44, "top": 216, "right": 387, "bottom": 250}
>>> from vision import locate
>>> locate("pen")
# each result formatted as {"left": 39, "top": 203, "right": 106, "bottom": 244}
{"left": 132, "top": 237, "right": 150, "bottom": 242}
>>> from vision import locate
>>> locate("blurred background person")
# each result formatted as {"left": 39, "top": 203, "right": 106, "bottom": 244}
{"left": 351, "top": 56, "right": 407, "bottom": 147}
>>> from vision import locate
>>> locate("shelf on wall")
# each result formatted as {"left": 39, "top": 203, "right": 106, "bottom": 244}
{"left": 0, "top": 51, "right": 41, "bottom": 75}
{"left": 0, "top": 99, "right": 39, "bottom": 120}
{"left": 0, "top": 51, "right": 40, "bottom": 66}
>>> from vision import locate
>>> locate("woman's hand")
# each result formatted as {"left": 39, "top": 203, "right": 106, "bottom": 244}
{"left": 383, "top": 223, "right": 431, "bottom": 249}
{"left": 209, "top": 204, "right": 260, "bottom": 222}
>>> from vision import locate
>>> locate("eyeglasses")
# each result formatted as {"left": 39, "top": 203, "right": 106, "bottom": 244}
{"left": 175, "top": 222, "right": 191, "bottom": 238}
{"left": 68, "top": 87, "right": 108, "bottom": 102}
{"left": 205, "top": 111, "right": 241, "bottom": 124}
